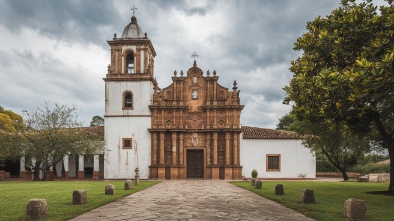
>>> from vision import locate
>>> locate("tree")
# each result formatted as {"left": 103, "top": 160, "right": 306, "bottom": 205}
{"left": 284, "top": 0, "right": 394, "bottom": 190}
{"left": 277, "top": 113, "right": 369, "bottom": 180}
{"left": 276, "top": 113, "right": 296, "bottom": 131}
{"left": 21, "top": 103, "right": 104, "bottom": 180}
{"left": 90, "top": 115, "right": 104, "bottom": 127}
{"left": 0, "top": 106, "right": 24, "bottom": 164}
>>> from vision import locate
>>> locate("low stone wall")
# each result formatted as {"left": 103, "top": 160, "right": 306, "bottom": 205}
{"left": 367, "top": 173, "right": 389, "bottom": 183}
{"left": 316, "top": 172, "right": 360, "bottom": 178}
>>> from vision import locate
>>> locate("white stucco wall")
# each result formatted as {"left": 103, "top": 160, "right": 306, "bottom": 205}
{"left": 104, "top": 116, "right": 151, "bottom": 179}
{"left": 104, "top": 79, "right": 153, "bottom": 179}
{"left": 105, "top": 81, "right": 153, "bottom": 116}
{"left": 240, "top": 137, "right": 316, "bottom": 179}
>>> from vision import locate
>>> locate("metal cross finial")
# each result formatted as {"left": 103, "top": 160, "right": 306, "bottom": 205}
{"left": 191, "top": 52, "right": 199, "bottom": 60}
{"left": 131, "top": 5, "right": 138, "bottom": 16}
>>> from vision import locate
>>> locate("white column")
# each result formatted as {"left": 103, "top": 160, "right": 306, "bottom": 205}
{"left": 20, "top": 156, "right": 26, "bottom": 171}
{"left": 78, "top": 155, "right": 84, "bottom": 172}
{"left": 63, "top": 155, "right": 69, "bottom": 171}
{"left": 93, "top": 155, "right": 99, "bottom": 172}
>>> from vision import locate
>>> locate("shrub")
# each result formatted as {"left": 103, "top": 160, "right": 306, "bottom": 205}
{"left": 251, "top": 169, "right": 258, "bottom": 178}
{"left": 349, "top": 163, "right": 390, "bottom": 174}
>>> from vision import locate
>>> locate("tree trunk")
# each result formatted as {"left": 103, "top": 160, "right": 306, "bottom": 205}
{"left": 340, "top": 169, "right": 349, "bottom": 181}
{"left": 33, "top": 161, "right": 41, "bottom": 181}
{"left": 389, "top": 147, "right": 394, "bottom": 192}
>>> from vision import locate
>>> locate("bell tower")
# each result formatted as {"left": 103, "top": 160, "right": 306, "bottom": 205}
{"left": 103, "top": 14, "right": 156, "bottom": 179}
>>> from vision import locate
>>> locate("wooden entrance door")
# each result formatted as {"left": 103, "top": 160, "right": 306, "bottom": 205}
{"left": 187, "top": 150, "right": 204, "bottom": 178}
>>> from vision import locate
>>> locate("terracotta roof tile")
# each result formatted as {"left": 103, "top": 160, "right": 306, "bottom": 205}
{"left": 241, "top": 126, "right": 300, "bottom": 139}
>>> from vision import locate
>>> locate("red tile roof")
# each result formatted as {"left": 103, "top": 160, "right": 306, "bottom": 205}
{"left": 241, "top": 126, "right": 300, "bottom": 139}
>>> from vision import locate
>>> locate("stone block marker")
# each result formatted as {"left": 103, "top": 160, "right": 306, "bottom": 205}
{"left": 275, "top": 184, "right": 284, "bottom": 195}
{"left": 124, "top": 180, "right": 132, "bottom": 190}
{"left": 73, "top": 190, "right": 87, "bottom": 205}
{"left": 105, "top": 184, "right": 115, "bottom": 195}
{"left": 251, "top": 178, "right": 256, "bottom": 186}
{"left": 255, "top": 180, "right": 262, "bottom": 189}
{"left": 301, "top": 188, "right": 315, "bottom": 204}
{"left": 344, "top": 198, "right": 366, "bottom": 220}
{"left": 26, "top": 198, "right": 47, "bottom": 220}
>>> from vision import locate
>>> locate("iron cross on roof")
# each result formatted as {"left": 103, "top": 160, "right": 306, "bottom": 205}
{"left": 191, "top": 52, "right": 199, "bottom": 60}
{"left": 131, "top": 5, "right": 138, "bottom": 16}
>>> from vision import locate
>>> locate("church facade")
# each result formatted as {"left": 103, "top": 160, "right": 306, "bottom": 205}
{"left": 102, "top": 15, "right": 316, "bottom": 180}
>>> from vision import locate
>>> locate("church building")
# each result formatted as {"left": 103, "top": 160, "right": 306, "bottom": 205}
{"left": 102, "top": 15, "right": 316, "bottom": 180}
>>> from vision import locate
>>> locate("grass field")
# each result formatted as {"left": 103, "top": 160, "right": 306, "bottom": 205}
{"left": 231, "top": 181, "right": 393, "bottom": 221}
{"left": 0, "top": 180, "right": 159, "bottom": 221}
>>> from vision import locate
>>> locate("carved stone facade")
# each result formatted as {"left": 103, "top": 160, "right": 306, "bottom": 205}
{"left": 148, "top": 61, "right": 244, "bottom": 179}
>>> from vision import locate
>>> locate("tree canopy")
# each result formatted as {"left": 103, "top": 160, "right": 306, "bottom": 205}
{"left": 284, "top": 0, "right": 394, "bottom": 189}
{"left": 0, "top": 106, "right": 24, "bottom": 163}
{"left": 90, "top": 115, "right": 104, "bottom": 127}
{"left": 17, "top": 103, "right": 103, "bottom": 180}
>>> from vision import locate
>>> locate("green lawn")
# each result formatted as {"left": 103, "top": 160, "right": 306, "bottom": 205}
{"left": 0, "top": 180, "right": 159, "bottom": 221}
{"left": 231, "top": 181, "right": 393, "bottom": 221}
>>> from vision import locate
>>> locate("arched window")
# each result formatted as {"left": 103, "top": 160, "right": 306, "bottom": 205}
{"left": 123, "top": 91, "right": 133, "bottom": 109}
{"left": 126, "top": 53, "right": 134, "bottom": 74}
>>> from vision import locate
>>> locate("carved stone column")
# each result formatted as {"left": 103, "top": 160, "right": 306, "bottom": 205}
{"left": 179, "top": 133, "right": 184, "bottom": 165}
{"left": 233, "top": 133, "right": 238, "bottom": 165}
{"left": 213, "top": 132, "right": 218, "bottom": 165}
{"left": 225, "top": 132, "right": 230, "bottom": 165}
{"left": 172, "top": 132, "right": 177, "bottom": 165}
{"left": 160, "top": 132, "right": 165, "bottom": 165}
{"left": 206, "top": 133, "right": 211, "bottom": 165}
{"left": 152, "top": 133, "right": 158, "bottom": 165}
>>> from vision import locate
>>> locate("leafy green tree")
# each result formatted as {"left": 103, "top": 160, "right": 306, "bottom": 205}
{"left": 0, "top": 106, "right": 24, "bottom": 164}
{"left": 22, "top": 103, "right": 104, "bottom": 180}
{"left": 90, "top": 115, "right": 104, "bottom": 127}
{"left": 284, "top": 0, "right": 394, "bottom": 190}
{"left": 277, "top": 113, "right": 369, "bottom": 180}
{"left": 276, "top": 113, "right": 296, "bottom": 131}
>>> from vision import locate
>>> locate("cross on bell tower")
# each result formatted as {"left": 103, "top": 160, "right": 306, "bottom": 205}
{"left": 131, "top": 5, "right": 138, "bottom": 16}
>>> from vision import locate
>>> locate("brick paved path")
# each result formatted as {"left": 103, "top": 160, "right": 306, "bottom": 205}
{"left": 69, "top": 180, "right": 314, "bottom": 221}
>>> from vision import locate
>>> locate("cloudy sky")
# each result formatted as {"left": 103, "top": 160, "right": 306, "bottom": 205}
{"left": 0, "top": 0, "right": 388, "bottom": 129}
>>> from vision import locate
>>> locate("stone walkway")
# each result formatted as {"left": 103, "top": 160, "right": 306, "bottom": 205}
{"left": 69, "top": 180, "right": 314, "bottom": 221}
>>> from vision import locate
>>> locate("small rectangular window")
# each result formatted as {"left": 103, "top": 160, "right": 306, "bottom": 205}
{"left": 266, "top": 154, "right": 280, "bottom": 171}
{"left": 123, "top": 138, "right": 132, "bottom": 149}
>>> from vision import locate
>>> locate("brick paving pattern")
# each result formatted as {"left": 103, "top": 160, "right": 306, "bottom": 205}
{"left": 69, "top": 180, "right": 314, "bottom": 221}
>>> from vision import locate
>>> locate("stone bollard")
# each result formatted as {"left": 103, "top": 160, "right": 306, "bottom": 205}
{"left": 124, "top": 180, "right": 132, "bottom": 190}
{"left": 275, "top": 184, "right": 284, "bottom": 195}
{"left": 251, "top": 178, "right": 256, "bottom": 186}
{"left": 301, "top": 188, "right": 315, "bottom": 204}
{"left": 255, "top": 180, "right": 262, "bottom": 189}
{"left": 26, "top": 198, "right": 47, "bottom": 220}
{"left": 344, "top": 198, "right": 366, "bottom": 220}
{"left": 105, "top": 184, "right": 115, "bottom": 195}
{"left": 73, "top": 190, "right": 87, "bottom": 205}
